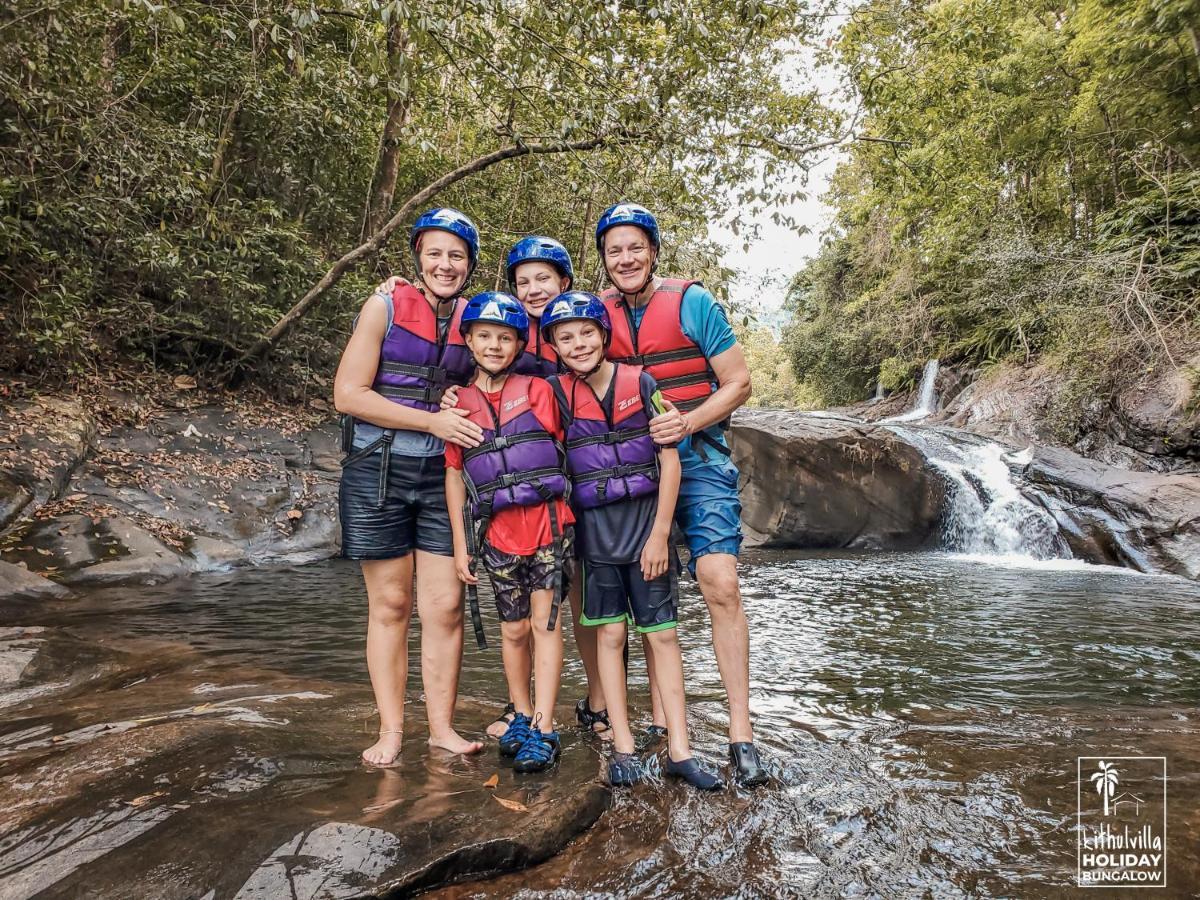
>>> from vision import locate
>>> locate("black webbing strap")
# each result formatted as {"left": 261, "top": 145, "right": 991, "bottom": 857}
{"left": 377, "top": 383, "right": 445, "bottom": 404}
{"left": 572, "top": 461, "right": 659, "bottom": 484}
{"left": 462, "top": 501, "right": 488, "bottom": 649}
{"left": 338, "top": 428, "right": 396, "bottom": 508}
{"left": 471, "top": 467, "right": 565, "bottom": 497}
{"left": 653, "top": 370, "right": 717, "bottom": 392}
{"left": 613, "top": 346, "right": 705, "bottom": 368}
{"left": 533, "top": 482, "right": 565, "bottom": 633}
{"left": 462, "top": 430, "right": 554, "bottom": 463}
{"left": 377, "top": 360, "right": 448, "bottom": 383}
{"left": 564, "top": 426, "right": 650, "bottom": 451}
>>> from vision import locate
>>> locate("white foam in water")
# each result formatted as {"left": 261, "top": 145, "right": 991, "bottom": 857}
{"left": 885, "top": 425, "right": 1068, "bottom": 561}
{"left": 943, "top": 553, "right": 1150, "bottom": 577}
{"left": 882, "top": 359, "right": 940, "bottom": 423}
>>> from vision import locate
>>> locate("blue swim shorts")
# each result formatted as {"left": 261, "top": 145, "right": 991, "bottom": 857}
{"left": 674, "top": 455, "right": 743, "bottom": 575}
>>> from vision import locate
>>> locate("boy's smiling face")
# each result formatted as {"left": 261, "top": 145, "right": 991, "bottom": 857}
{"left": 513, "top": 261, "right": 570, "bottom": 318}
{"left": 549, "top": 320, "right": 606, "bottom": 374}
{"left": 465, "top": 322, "right": 522, "bottom": 375}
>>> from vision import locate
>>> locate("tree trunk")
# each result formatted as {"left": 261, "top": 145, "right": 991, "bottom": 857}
{"left": 576, "top": 190, "right": 595, "bottom": 283}
{"left": 209, "top": 92, "right": 243, "bottom": 203}
{"left": 235, "top": 130, "right": 635, "bottom": 371}
{"left": 361, "top": 24, "right": 413, "bottom": 241}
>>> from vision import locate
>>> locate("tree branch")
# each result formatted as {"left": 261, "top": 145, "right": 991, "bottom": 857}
{"left": 237, "top": 129, "right": 641, "bottom": 368}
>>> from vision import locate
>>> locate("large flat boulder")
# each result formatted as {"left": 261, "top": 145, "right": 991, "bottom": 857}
{"left": 0, "top": 628, "right": 610, "bottom": 899}
{"left": 0, "top": 397, "right": 95, "bottom": 530}
{"left": 730, "top": 409, "right": 946, "bottom": 550}
{"left": 0, "top": 561, "right": 71, "bottom": 602}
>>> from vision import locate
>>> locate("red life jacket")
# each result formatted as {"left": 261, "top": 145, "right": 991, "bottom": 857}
{"left": 552, "top": 364, "right": 658, "bottom": 509}
{"left": 514, "top": 317, "right": 560, "bottom": 377}
{"left": 601, "top": 278, "right": 716, "bottom": 412}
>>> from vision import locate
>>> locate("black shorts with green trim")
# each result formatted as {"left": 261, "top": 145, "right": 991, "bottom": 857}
{"left": 579, "top": 560, "right": 677, "bottom": 633}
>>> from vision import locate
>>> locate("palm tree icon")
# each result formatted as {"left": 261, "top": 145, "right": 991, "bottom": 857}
{"left": 1091, "top": 761, "right": 1119, "bottom": 816}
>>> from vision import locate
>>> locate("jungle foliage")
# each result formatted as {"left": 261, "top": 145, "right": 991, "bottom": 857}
{"left": 1, "top": 0, "right": 835, "bottom": 390}
{"left": 784, "top": 0, "right": 1200, "bottom": 413}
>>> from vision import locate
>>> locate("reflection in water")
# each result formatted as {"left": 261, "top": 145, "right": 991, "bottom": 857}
{"left": 5, "top": 550, "right": 1200, "bottom": 896}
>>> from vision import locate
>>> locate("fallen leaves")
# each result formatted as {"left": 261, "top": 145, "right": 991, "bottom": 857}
{"left": 492, "top": 796, "right": 528, "bottom": 812}
{"left": 128, "top": 791, "right": 167, "bottom": 807}
{"left": 286, "top": 508, "right": 303, "bottom": 521}
{"left": 483, "top": 773, "right": 499, "bottom": 789}
{"left": 173, "top": 375, "right": 198, "bottom": 390}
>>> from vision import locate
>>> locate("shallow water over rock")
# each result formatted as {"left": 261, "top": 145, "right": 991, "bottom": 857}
{"left": 3, "top": 551, "right": 1199, "bottom": 897}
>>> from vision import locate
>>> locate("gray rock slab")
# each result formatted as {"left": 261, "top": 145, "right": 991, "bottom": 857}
{"left": 0, "top": 629, "right": 610, "bottom": 899}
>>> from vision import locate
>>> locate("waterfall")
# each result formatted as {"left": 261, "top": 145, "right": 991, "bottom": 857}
{"left": 885, "top": 424, "right": 1069, "bottom": 560}
{"left": 881, "top": 360, "right": 940, "bottom": 423}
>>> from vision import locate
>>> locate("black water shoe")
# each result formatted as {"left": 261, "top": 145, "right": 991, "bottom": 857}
{"left": 729, "top": 741, "right": 769, "bottom": 787}
{"left": 664, "top": 756, "right": 724, "bottom": 791}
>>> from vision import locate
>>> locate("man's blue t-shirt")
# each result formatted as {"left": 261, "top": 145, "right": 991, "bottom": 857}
{"left": 627, "top": 283, "right": 735, "bottom": 469}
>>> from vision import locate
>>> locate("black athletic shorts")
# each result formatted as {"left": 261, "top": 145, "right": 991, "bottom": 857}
{"left": 579, "top": 559, "right": 677, "bottom": 633}
{"left": 339, "top": 452, "right": 453, "bottom": 560}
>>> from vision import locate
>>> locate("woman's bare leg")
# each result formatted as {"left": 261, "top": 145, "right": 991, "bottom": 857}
{"left": 361, "top": 555, "right": 415, "bottom": 765}
{"left": 415, "top": 549, "right": 483, "bottom": 754}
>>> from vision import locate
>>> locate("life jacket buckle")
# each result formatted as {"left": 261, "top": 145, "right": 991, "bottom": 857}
{"left": 603, "top": 432, "right": 620, "bottom": 445}
{"left": 492, "top": 435, "right": 510, "bottom": 449}
{"left": 498, "top": 472, "right": 518, "bottom": 488}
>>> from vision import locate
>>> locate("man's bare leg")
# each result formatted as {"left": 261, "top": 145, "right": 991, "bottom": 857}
{"left": 694, "top": 552, "right": 753, "bottom": 743}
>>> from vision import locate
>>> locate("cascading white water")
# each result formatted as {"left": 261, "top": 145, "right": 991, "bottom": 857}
{"left": 882, "top": 359, "right": 940, "bottom": 423}
{"left": 884, "top": 424, "right": 1068, "bottom": 560}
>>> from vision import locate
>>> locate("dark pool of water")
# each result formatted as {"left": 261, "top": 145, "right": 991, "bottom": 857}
{"left": 14, "top": 550, "right": 1200, "bottom": 896}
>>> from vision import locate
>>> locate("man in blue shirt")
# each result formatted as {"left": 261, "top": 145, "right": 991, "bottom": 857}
{"left": 596, "top": 202, "right": 768, "bottom": 787}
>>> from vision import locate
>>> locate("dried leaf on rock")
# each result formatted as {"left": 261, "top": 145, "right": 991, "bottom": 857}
{"left": 492, "top": 796, "right": 528, "bottom": 812}
{"left": 483, "top": 773, "right": 499, "bottom": 789}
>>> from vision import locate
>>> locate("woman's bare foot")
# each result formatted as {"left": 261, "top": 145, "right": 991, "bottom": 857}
{"left": 362, "top": 729, "right": 404, "bottom": 767}
{"left": 428, "top": 729, "right": 484, "bottom": 754}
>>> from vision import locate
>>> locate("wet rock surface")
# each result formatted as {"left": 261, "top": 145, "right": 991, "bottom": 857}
{"left": 1016, "top": 444, "right": 1200, "bottom": 579}
{"left": 1, "top": 393, "right": 343, "bottom": 596}
{"left": 730, "top": 409, "right": 947, "bottom": 550}
{"left": 0, "top": 623, "right": 610, "bottom": 899}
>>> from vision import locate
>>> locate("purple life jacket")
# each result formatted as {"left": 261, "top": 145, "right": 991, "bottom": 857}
{"left": 370, "top": 281, "right": 474, "bottom": 413}
{"left": 552, "top": 363, "right": 659, "bottom": 509}
{"left": 457, "top": 374, "right": 568, "bottom": 518}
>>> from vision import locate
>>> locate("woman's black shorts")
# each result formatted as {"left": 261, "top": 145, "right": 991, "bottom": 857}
{"left": 339, "top": 451, "right": 453, "bottom": 560}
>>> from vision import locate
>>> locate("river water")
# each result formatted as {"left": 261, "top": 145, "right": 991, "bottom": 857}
{"left": 7, "top": 550, "right": 1200, "bottom": 896}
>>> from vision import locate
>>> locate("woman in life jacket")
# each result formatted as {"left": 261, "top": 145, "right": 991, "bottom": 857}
{"left": 334, "top": 207, "right": 489, "bottom": 767}
{"left": 594, "top": 202, "right": 767, "bottom": 787}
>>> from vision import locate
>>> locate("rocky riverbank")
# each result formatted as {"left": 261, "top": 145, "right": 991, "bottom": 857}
{"left": 1, "top": 380, "right": 343, "bottom": 600}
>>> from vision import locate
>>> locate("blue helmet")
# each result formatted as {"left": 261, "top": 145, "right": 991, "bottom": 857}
{"left": 540, "top": 291, "right": 611, "bottom": 345}
{"left": 506, "top": 236, "right": 574, "bottom": 290}
{"left": 459, "top": 291, "right": 529, "bottom": 339}
{"left": 411, "top": 207, "right": 480, "bottom": 272}
{"left": 595, "top": 202, "right": 659, "bottom": 255}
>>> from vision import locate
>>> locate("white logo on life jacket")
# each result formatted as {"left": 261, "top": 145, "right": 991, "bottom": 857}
{"left": 503, "top": 395, "right": 529, "bottom": 413}
{"left": 618, "top": 396, "right": 639, "bottom": 412}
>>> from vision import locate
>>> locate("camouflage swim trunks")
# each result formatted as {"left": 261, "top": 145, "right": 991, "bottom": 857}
{"left": 481, "top": 529, "right": 575, "bottom": 622}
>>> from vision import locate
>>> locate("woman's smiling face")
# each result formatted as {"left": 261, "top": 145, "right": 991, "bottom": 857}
{"left": 514, "top": 261, "right": 571, "bottom": 318}
{"left": 416, "top": 230, "right": 470, "bottom": 298}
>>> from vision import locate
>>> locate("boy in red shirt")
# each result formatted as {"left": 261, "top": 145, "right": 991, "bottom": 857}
{"left": 445, "top": 292, "right": 574, "bottom": 773}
